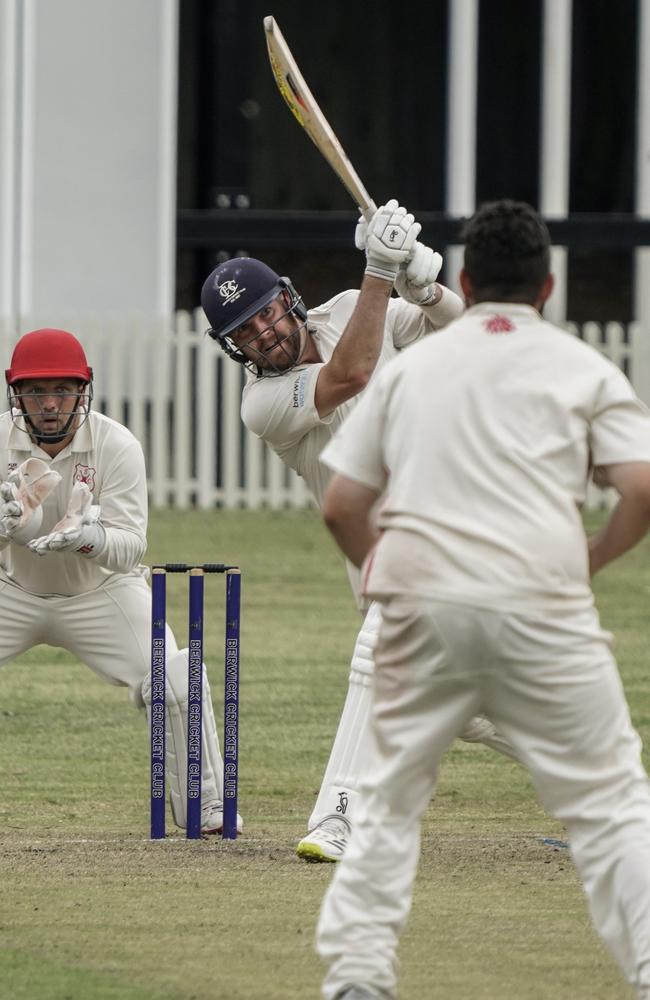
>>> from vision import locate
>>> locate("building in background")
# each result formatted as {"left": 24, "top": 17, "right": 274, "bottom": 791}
{"left": 0, "top": 0, "right": 177, "bottom": 327}
{"left": 2, "top": 0, "right": 647, "bottom": 324}
{"left": 177, "top": 0, "right": 648, "bottom": 326}
{"left": 0, "top": 0, "right": 648, "bottom": 508}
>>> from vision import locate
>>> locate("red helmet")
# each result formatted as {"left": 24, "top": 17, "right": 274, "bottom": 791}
{"left": 5, "top": 328, "right": 93, "bottom": 385}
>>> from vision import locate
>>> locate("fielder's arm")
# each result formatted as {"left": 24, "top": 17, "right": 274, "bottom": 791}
{"left": 322, "top": 474, "right": 381, "bottom": 568}
{"left": 588, "top": 462, "right": 650, "bottom": 575}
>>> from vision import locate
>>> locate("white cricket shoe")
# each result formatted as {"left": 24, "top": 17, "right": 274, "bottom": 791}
{"left": 201, "top": 802, "right": 243, "bottom": 835}
{"left": 296, "top": 816, "right": 350, "bottom": 862}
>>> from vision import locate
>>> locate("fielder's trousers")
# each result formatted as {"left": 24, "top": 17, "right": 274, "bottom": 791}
{"left": 317, "top": 598, "right": 650, "bottom": 999}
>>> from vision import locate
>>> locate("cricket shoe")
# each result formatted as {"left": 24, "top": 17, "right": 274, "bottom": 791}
{"left": 296, "top": 815, "right": 350, "bottom": 862}
{"left": 201, "top": 802, "right": 243, "bottom": 835}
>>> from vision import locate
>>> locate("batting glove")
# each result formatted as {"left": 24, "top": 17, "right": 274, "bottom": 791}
{"left": 358, "top": 200, "right": 421, "bottom": 283}
{"left": 28, "top": 482, "right": 106, "bottom": 557}
{"left": 394, "top": 242, "right": 443, "bottom": 305}
{"left": 354, "top": 215, "right": 369, "bottom": 251}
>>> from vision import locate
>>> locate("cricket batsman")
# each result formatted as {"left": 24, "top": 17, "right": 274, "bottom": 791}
{"left": 201, "top": 200, "right": 517, "bottom": 861}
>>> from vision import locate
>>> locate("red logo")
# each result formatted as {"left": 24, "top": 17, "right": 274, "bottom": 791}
{"left": 73, "top": 463, "right": 96, "bottom": 491}
{"left": 484, "top": 315, "right": 515, "bottom": 334}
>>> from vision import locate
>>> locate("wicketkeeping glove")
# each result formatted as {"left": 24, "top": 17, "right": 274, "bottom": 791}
{"left": 355, "top": 200, "right": 421, "bottom": 282}
{"left": 0, "top": 458, "right": 62, "bottom": 544}
{"left": 394, "top": 242, "right": 443, "bottom": 305}
{"left": 28, "top": 482, "right": 106, "bottom": 557}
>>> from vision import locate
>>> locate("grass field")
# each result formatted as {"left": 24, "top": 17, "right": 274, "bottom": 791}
{"left": 0, "top": 508, "right": 648, "bottom": 1000}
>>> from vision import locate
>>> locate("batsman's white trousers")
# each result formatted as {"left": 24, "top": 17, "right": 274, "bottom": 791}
{"left": 0, "top": 572, "right": 170, "bottom": 691}
{"left": 317, "top": 598, "right": 650, "bottom": 1000}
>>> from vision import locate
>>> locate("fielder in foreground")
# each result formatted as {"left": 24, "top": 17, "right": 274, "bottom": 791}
{"left": 201, "top": 200, "right": 517, "bottom": 863}
{"left": 0, "top": 328, "right": 239, "bottom": 835}
{"left": 316, "top": 200, "right": 650, "bottom": 1000}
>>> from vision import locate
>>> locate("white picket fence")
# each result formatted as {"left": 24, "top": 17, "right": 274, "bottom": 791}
{"left": 1, "top": 313, "right": 649, "bottom": 510}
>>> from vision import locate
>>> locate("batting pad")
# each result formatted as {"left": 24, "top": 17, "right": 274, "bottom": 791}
{"left": 308, "top": 603, "right": 381, "bottom": 830}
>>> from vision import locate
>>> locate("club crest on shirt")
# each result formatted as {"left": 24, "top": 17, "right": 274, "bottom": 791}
{"left": 484, "top": 314, "right": 515, "bottom": 334}
{"left": 74, "top": 463, "right": 96, "bottom": 491}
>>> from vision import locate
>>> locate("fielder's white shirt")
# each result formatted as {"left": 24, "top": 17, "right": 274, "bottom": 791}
{"left": 321, "top": 302, "right": 650, "bottom": 614}
{"left": 0, "top": 410, "right": 148, "bottom": 596}
{"left": 242, "top": 287, "right": 463, "bottom": 508}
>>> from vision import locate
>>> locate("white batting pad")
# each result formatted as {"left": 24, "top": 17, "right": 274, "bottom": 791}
{"left": 308, "top": 603, "right": 382, "bottom": 829}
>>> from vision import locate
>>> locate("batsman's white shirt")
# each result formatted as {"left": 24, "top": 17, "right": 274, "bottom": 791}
{"left": 241, "top": 287, "right": 463, "bottom": 509}
{"left": 321, "top": 302, "right": 650, "bottom": 613}
{"left": 0, "top": 409, "right": 147, "bottom": 596}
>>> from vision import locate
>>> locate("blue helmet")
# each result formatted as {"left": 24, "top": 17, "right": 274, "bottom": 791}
{"left": 201, "top": 257, "right": 308, "bottom": 375}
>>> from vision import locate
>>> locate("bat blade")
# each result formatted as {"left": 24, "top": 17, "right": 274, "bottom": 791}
{"left": 263, "top": 16, "right": 376, "bottom": 219}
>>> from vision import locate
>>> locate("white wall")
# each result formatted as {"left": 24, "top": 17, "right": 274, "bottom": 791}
{"left": 0, "top": 1, "right": 19, "bottom": 319}
{"left": 0, "top": 0, "right": 178, "bottom": 326}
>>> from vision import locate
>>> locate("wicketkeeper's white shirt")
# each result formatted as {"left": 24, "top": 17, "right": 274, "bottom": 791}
{"left": 0, "top": 409, "right": 148, "bottom": 596}
{"left": 320, "top": 302, "right": 650, "bottom": 614}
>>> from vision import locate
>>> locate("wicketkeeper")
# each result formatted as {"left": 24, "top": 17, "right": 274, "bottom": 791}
{"left": 0, "top": 327, "right": 239, "bottom": 835}
{"left": 201, "top": 200, "right": 517, "bottom": 862}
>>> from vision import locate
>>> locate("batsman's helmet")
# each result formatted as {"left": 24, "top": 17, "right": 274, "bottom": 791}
{"left": 6, "top": 328, "right": 93, "bottom": 385}
{"left": 201, "top": 257, "right": 307, "bottom": 372}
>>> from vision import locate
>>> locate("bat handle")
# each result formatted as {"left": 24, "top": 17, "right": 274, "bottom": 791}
{"left": 361, "top": 200, "right": 378, "bottom": 221}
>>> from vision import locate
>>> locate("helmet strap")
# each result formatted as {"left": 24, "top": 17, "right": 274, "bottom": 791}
{"left": 24, "top": 408, "right": 79, "bottom": 444}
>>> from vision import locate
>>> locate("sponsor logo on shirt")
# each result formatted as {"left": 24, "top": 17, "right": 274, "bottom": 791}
{"left": 292, "top": 372, "right": 307, "bottom": 408}
{"left": 484, "top": 314, "right": 515, "bottom": 334}
{"left": 74, "top": 463, "right": 96, "bottom": 491}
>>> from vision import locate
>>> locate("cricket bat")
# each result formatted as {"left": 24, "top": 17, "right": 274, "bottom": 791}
{"left": 263, "top": 16, "right": 377, "bottom": 220}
